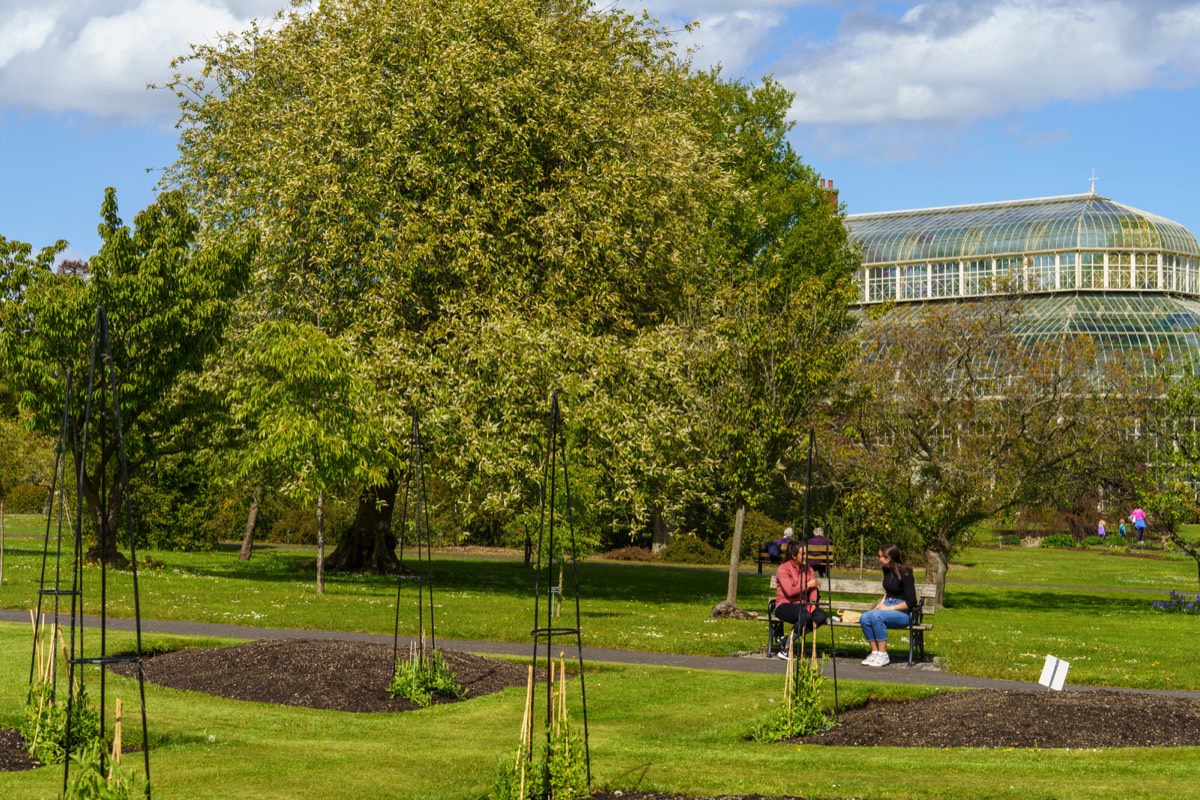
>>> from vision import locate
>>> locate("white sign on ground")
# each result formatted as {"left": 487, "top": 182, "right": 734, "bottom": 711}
{"left": 1039, "top": 655, "right": 1069, "bottom": 690}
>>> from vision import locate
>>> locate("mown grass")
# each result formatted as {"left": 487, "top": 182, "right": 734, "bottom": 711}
{"left": 1, "top": 513, "right": 1199, "bottom": 689}
{"left": 1, "top": 623, "right": 1198, "bottom": 800}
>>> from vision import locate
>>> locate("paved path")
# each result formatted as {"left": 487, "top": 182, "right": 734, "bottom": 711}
{"left": 5, "top": 608, "right": 1197, "bottom": 699}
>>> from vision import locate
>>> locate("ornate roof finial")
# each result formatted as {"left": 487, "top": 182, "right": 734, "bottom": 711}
{"left": 1089, "top": 168, "right": 1099, "bottom": 196}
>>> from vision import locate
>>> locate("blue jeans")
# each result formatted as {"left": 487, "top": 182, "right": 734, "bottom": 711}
{"left": 860, "top": 598, "right": 910, "bottom": 642}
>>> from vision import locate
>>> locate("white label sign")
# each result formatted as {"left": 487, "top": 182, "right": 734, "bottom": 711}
{"left": 1039, "top": 655, "right": 1069, "bottom": 691}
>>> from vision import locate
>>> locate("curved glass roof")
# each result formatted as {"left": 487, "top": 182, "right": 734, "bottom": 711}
{"left": 846, "top": 194, "right": 1200, "bottom": 265}
{"left": 863, "top": 292, "right": 1200, "bottom": 377}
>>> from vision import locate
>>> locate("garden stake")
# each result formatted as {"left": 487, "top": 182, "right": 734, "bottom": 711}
{"left": 109, "top": 698, "right": 123, "bottom": 781}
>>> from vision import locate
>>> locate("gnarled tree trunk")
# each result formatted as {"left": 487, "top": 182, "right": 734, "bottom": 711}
{"left": 925, "top": 546, "right": 949, "bottom": 609}
{"left": 326, "top": 480, "right": 400, "bottom": 574}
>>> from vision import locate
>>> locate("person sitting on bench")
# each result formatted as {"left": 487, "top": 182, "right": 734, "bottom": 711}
{"left": 858, "top": 543, "right": 917, "bottom": 668}
{"left": 773, "top": 540, "right": 827, "bottom": 660}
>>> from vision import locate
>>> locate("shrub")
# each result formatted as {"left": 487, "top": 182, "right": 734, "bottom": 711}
{"left": 5, "top": 482, "right": 49, "bottom": 513}
{"left": 63, "top": 736, "right": 142, "bottom": 800}
{"left": 1080, "top": 535, "right": 1105, "bottom": 547}
{"left": 999, "top": 534, "right": 1021, "bottom": 546}
{"left": 389, "top": 645, "right": 466, "bottom": 708}
{"left": 658, "top": 535, "right": 722, "bottom": 564}
{"left": 749, "top": 655, "right": 831, "bottom": 742}
{"left": 597, "top": 546, "right": 656, "bottom": 562}
{"left": 21, "top": 683, "right": 101, "bottom": 765}
{"left": 1040, "top": 534, "right": 1075, "bottom": 548}
{"left": 1152, "top": 591, "right": 1200, "bottom": 614}
{"left": 268, "top": 501, "right": 355, "bottom": 545}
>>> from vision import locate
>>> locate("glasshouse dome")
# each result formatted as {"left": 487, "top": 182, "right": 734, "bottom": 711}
{"left": 844, "top": 193, "right": 1200, "bottom": 374}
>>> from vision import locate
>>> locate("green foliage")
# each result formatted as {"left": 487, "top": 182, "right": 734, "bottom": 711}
{"left": 1079, "top": 535, "right": 1105, "bottom": 547}
{"left": 388, "top": 647, "right": 466, "bottom": 708}
{"left": 20, "top": 683, "right": 101, "bottom": 765}
{"left": 1041, "top": 534, "right": 1076, "bottom": 549}
{"left": 268, "top": 501, "right": 355, "bottom": 546}
{"left": 0, "top": 192, "right": 252, "bottom": 557}
{"left": 749, "top": 655, "right": 831, "bottom": 742}
{"left": 999, "top": 534, "right": 1022, "bottom": 546}
{"left": 4, "top": 482, "right": 48, "bottom": 513}
{"left": 657, "top": 535, "right": 722, "bottom": 565}
{"left": 62, "top": 738, "right": 142, "bottom": 800}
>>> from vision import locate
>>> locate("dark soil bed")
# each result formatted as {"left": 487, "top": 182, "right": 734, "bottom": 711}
{"left": 109, "top": 638, "right": 535, "bottom": 713}
{"left": 0, "top": 728, "right": 40, "bottom": 772}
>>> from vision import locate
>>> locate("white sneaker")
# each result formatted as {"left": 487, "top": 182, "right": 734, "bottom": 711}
{"left": 869, "top": 652, "right": 890, "bottom": 668}
{"left": 861, "top": 652, "right": 880, "bottom": 665}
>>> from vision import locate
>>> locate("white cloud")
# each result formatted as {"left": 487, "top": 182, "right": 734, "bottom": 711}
{"left": 0, "top": 0, "right": 280, "bottom": 120}
{"left": 0, "top": 5, "right": 58, "bottom": 70}
{"left": 783, "top": 1, "right": 1200, "bottom": 125}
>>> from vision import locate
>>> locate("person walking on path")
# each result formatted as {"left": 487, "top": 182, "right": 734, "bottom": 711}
{"left": 774, "top": 540, "right": 827, "bottom": 660}
{"left": 859, "top": 544, "right": 917, "bottom": 668}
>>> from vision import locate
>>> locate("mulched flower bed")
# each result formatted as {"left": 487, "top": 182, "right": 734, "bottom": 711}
{"left": 108, "top": 638, "right": 536, "bottom": 712}
{"left": 0, "top": 729, "right": 40, "bottom": 772}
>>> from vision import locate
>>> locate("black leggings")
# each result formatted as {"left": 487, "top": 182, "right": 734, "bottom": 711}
{"left": 775, "top": 602, "right": 828, "bottom": 632}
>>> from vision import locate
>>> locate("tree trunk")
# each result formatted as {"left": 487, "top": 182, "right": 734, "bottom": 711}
{"left": 316, "top": 490, "right": 325, "bottom": 595}
{"left": 651, "top": 511, "right": 670, "bottom": 553}
{"left": 79, "top": 455, "right": 129, "bottom": 567}
{"left": 1, "top": 500, "right": 5, "bottom": 585}
{"left": 326, "top": 481, "right": 400, "bottom": 574}
{"left": 711, "top": 503, "right": 747, "bottom": 617}
{"left": 238, "top": 487, "right": 261, "bottom": 562}
{"left": 925, "top": 547, "right": 949, "bottom": 608}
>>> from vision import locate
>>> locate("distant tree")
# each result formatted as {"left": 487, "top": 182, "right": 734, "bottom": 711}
{"left": 0, "top": 190, "right": 252, "bottom": 563}
{"left": 56, "top": 259, "right": 89, "bottom": 278}
{"left": 829, "top": 297, "right": 1113, "bottom": 605}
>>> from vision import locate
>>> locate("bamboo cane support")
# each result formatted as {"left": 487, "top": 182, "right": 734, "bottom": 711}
{"left": 108, "top": 698, "right": 124, "bottom": 782}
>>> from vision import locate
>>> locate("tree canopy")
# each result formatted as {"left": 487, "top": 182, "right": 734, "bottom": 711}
{"left": 165, "top": 0, "right": 860, "bottom": 566}
{"left": 0, "top": 190, "right": 252, "bottom": 561}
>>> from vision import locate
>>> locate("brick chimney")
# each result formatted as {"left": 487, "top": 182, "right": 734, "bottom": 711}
{"left": 820, "top": 177, "right": 839, "bottom": 208}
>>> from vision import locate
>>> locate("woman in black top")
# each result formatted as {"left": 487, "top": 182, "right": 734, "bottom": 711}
{"left": 858, "top": 544, "right": 917, "bottom": 668}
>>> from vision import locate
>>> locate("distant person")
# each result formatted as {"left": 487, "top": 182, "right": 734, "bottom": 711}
{"left": 774, "top": 541, "right": 827, "bottom": 660}
{"left": 858, "top": 544, "right": 917, "bottom": 668}
{"left": 1128, "top": 513, "right": 1147, "bottom": 544}
{"left": 767, "top": 526, "right": 793, "bottom": 559}
{"left": 1098, "top": 520, "right": 1107, "bottom": 539}
{"left": 1118, "top": 520, "right": 1127, "bottom": 539}
{"left": 806, "top": 527, "right": 831, "bottom": 577}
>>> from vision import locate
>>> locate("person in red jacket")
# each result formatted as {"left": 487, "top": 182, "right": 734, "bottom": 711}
{"left": 773, "top": 540, "right": 827, "bottom": 659}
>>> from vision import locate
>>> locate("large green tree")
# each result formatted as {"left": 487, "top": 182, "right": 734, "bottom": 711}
{"left": 0, "top": 190, "right": 252, "bottom": 562}
{"left": 165, "top": 0, "right": 741, "bottom": 569}
{"left": 693, "top": 76, "right": 861, "bottom": 614}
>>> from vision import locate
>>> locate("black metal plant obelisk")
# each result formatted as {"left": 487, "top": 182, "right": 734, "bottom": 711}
{"left": 798, "top": 427, "right": 839, "bottom": 718}
{"left": 526, "top": 389, "right": 591, "bottom": 797}
{"left": 29, "top": 307, "right": 152, "bottom": 797}
{"left": 393, "top": 409, "right": 437, "bottom": 668}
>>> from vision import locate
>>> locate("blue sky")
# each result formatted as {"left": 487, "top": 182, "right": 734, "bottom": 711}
{"left": 4, "top": 0, "right": 1200, "bottom": 262}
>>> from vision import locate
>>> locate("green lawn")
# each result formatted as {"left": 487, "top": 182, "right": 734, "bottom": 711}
{"left": 3, "top": 520, "right": 1200, "bottom": 798}
{"left": 1, "top": 623, "right": 1197, "bottom": 800}
{"left": 2, "top": 520, "right": 1199, "bottom": 689}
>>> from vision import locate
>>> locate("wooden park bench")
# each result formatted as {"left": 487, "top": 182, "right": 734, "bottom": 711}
{"left": 756, "top": 541, "right": 785, "bottom": 574}
{"left": 765, "top": 559, "right": 937, "bottom": 666}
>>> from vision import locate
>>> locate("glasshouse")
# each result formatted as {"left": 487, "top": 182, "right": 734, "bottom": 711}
{"left": 844, "top": 192, "right": 1200, "bottom": 370}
